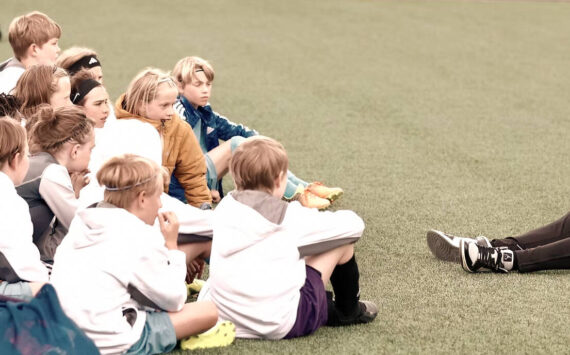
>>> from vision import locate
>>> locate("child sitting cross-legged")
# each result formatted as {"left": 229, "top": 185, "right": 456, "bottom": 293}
{"left": 50, "top": 154, "right": 235, "bottom": 355}
{"left": 199, "top": 136, "right": 378, "bottom": 339}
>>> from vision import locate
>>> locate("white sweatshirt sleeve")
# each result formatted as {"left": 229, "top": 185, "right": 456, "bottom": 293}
{"left": 285, "top": 202, "right": 366, "bottom": 257}
{"left": 129, "top": 231, "right": 188, "bottom": 312}
{"left": 161, "top": 193, "right": 213, "bottom": 237}
{"left": 39, "top": 164, "right": 79, "bottom": 230}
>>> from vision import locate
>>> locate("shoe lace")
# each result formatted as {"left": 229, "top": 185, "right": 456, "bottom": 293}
{"left": 477, "top": 246, "right": 502, "bottom": 271}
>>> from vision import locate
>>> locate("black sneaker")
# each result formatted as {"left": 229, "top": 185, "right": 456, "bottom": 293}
{"left": 427, "top": 230, "right": 491, "bottom": 263}
{"left": 328, "top": 299, "right": 378, "bottom": 326}
{"left": 461, "top": 239, "right": 514, "bottom": 273}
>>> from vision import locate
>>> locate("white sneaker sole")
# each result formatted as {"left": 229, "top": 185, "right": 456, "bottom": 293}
{"left": 460, "top": 239, "right": 476, "bottom": 273}
{"left": 426, "top": 230, "right": 461, "bottom": 263}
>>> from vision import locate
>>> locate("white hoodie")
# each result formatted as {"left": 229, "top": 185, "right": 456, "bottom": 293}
{"left": 50, "top": 203, "right": 187, "bottom": 355}
{"left": 0, "top": 172, "right": 48, "bottom": 283}
{"left": 78, "top": 118, "right": 214, "bottom": 240}
{"left": 199, "top": 190, "right": 364, "bottom": 339}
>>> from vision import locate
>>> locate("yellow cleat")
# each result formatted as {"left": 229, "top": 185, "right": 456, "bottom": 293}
{"left": 180, "top": 321, "right": 236, "bottom": 350}
{"left": 298, "top": 190, "right": 331, "bottom": 210}
{"left": 186, "top": 279, "right": 206, "bottom": 296}
{"left": 306, "top": 182, "right": 343, "bottom": 202}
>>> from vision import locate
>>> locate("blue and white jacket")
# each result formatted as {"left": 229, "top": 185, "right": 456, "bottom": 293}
{"left": 174, "top": 96, "right": 257, "bottom": 154}
{"left": 170, "top": 96, "right": 258, "bottom": 202}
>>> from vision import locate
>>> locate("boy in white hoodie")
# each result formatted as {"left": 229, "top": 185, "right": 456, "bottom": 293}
{"left": 199, "top": 136, "right": 378, "bottom": 339}
{"left": 50, "top": 154, "right": 234, "bottom": 354}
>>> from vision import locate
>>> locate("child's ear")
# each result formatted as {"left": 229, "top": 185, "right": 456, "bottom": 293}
{"left": 274, "top": 173, "right": 283, "bottom": 189}
{"left": 8, "top": 152, "right": 22, "bottom": 170}
{"left": 137, "top": 190, "right": 147, "bottom": 207}
{"left": 28, "top": 43, "right": 40, "bottom": 58}
{"left": 176, "top": 81, "right": 184, "bottom": 94}
{"left": 70, "top": 144, "right": 80, "bottom": 159}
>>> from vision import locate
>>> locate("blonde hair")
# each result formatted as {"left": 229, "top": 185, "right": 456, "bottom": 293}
{"left": 123, "top": 68, "right": 176, "bottom": 117}
{"left": 172, "top": 56, "right": 215, "bottom": 87}
{"left": 28, "top": 105, "right": 94, "bottom": 155}
{"left": 56, "top": 46, "right": 97, "bottom": 71}
{"left": 8, "top": 11, "right": 61, "bottom": 60}
{"left": 230, "top": 136, "right": 288, "bottom": 193}
{"left": 14, "top": 64, "right": 68, "bottom": 121}
{"left": 97, "top": 154, "right": 168, "bottom": 209}
{"left": 0, "top": 117, "right": 27, "bottom": 170}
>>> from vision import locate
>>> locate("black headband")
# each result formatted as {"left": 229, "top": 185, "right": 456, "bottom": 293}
{"left": 71, "top": 79, "right": 100, "bottom": 104}
{"left": 68, "top": 55, "right": 101, "bottom": 76}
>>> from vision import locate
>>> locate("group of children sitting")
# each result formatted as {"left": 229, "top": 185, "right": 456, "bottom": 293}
{"left": 0, "top": 11, "right": 377, "bottom": 355}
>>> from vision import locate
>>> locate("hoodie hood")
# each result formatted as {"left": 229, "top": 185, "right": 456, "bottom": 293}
{"left": 68, "top": 202, "right": 133, "bottom": 250}
{"left": 213, "top": 191, "right": 289, "bottom": 258}
{"left": 114, "top": 94, "right": 171, "bottom": 131}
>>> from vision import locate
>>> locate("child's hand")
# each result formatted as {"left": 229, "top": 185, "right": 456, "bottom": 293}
{"left": 158, "top": 211, "right": 179, "bottom": 250}
{"left": 186, "top": 259, "right": 205, "bottom": 283}
{"left": 70, "top": 169, "right": 90, "bottom": 198}
{"left": 210, "top": 189, "right": 221, "bottom": 203}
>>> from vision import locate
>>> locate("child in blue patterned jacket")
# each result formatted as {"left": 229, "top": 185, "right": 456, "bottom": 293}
{"left": 169, "top": 56, "right": 343, "bottom": 210}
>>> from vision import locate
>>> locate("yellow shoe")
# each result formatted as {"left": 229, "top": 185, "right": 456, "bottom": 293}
{"left": 298, "top": 190, "right": 331, "bottom": 210}
{"left": 306, "top": 182, "right": 344, "bottom": 202}
{"left": 186, "top": 279, "right": 206, "bottom": 296}
{"left": 180, "top": 321, "right": 236, "bottom": 350}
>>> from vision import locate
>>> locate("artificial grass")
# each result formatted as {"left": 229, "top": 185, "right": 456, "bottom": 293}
{"left": 2, "top": 0, "right": 570, "bottom": 353}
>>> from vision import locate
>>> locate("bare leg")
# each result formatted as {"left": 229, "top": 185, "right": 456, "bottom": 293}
{"left": 305, "top": 244, "right": 354, "bottom": 284}
{"left": 168, "top": 301, "right": 218, "bottom": 339}
{"left": 206, "top": 140, "right": 232, "bottom": 179}
{"left": 178, "top": 241, "right": 212, "bottom": 264}
{"left": 28, "top": 282, "right": 46, "bottom": 297}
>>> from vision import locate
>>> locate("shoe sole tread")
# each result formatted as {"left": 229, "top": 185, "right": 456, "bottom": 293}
{"left": 426, "top": 230, "right": 461, "bottom": 263}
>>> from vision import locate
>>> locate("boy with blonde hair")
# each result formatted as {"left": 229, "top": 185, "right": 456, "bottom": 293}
{"left": 0, "top": 11, "right": 61, "bottom": 94}
{"left": 199, "top": 136, "right": 377, "bottom": 339}
{"left": 51, "top": 154, "right": 234, "bottom": 354}
{"left": 171, "top": 56, "right": 343, "bottom": 209}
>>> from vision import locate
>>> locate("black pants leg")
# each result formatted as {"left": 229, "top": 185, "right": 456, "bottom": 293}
{"left": 490, "top": 212, "right": 570, "bottom": 272}
{"left": 515, "top": 238, "right": 570, "bottom": 273}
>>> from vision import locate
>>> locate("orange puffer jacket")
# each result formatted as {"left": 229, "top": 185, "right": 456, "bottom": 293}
{"left": 114, "top": 94, "right": 211, "bottom": 207}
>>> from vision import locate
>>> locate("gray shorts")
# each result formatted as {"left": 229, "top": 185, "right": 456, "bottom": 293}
{"left": 125, "top": 311, "right": 177, "bottom": 354}
{"left": 205, "top": 153, "right": 218, "bottom": 190}
{"left": 0, "top": 281, "right": 33, "bottom": 302}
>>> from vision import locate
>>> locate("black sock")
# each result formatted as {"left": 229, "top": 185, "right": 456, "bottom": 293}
{"left": 491, "top": 237, "right": 524, "bottom": 252}
{"left": 330, "top": 254, "right": 360, "bottom": 316}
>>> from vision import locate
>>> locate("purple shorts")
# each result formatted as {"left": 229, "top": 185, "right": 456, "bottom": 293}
{"left": 284, "top": 265, "right": 328, "bottom": 339}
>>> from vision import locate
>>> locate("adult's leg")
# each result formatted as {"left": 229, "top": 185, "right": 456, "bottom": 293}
{"left": 491, "top": 212, "right": 570, "bottom": 250}
{"left": 515, "top": 236, "right": 570, "bottom": 273}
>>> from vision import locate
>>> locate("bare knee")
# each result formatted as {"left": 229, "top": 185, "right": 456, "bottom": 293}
{"left": 29, "top": 282, "right": 46, "bottom": 297}
{"left": 339, "top": 243, "right": 355, "bottom": 264}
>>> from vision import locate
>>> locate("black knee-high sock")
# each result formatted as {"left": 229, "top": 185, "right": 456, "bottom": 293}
{"left": 330, "top": 254, "right": 360, "bottom": 316}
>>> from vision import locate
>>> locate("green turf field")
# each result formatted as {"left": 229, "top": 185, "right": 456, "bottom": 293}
{"left": 3, "top": 0, "right": 570, "bottom": 353}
